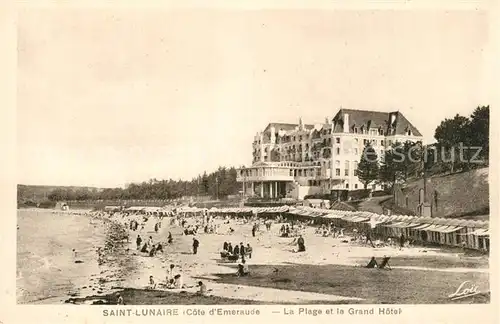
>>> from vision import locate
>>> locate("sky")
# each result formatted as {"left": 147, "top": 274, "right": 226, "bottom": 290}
{"left": 17, "top": 8, "right": 491, "bottom": 188}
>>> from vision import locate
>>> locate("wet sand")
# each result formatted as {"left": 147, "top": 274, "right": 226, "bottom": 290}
{"left": 60, "top": 211, "right": 489, "bottom": 305}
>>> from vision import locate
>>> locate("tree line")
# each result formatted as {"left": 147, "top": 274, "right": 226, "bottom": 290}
{"left": 45, "top": 166, "right": 242, "bottom": 202}
{"left": 357, "top": 106, "right": 489, "bottom": 190}
{"left": 40, "top": 106, "right": 489, "bottom": 202}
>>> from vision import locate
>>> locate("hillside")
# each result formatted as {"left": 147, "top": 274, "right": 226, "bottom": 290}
{"left": 17, "top": 184, "right": 104, "bottom": 203}
{"left": 393, "top": 167, "right": 489, "bottom": 218}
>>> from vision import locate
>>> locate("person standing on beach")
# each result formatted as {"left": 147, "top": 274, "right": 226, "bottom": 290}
{"left": 239, "top": 243, "right": 246, "bottom": 258}
{"left": 365, "top": 231, "right": 375, "bottom": 248}
{"left": 148, "top": 236, "right": 154, "bottom": 248}
{"left": 252, "top": 224, "right": 257, "bottom": 237}
{"left": 297, "top": 235, "right": 306, "bottom": 252}
{"left": 167, "top": 232, "right": 173, "bottom": 244}
{"left": 227, "top": 243, "right": 233, "bottom": 254}
{"left": 136, "top": 235, "right": 142, "bottom": 250}
{"left": 192, "top": 237, "right": 199, "bottom": 255}
{"left": 233, "top": 243, "right": 240, "bottom": 256}
{"left": 167, "top": 264, "right": 176, "bottom": 281}
{"left": 246, "top": 244, "right": 253, "bottom": 258}
{"left": 154, "top": 222, "right": 159, "bottom": 234}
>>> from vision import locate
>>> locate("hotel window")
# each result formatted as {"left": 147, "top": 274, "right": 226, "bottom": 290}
{"left": 346, "top": 183, "right": 349, "bottom": 189}
{"left": 299, "top": 135, "right": 302, "bottom": 141}
{"left": 354, "top": 184, "right": 358, "bottom": 189}
{"left": 370, "top": 129, "right": 377, "bottom": 136}
{"left": 335, "top": 168, "right": 340, "bottom": 176}
{"left": 353, "top": 127, "right": 358, "bottom": 133}
{"left": 344, "top": 161, "right": 349, "bottom": 176}
{"left": 380, "top": 140, "right": 384, "bottom": 146}
{"left": 363, "top": 139, "right": 369, "bottom": 145}
{"left": 336, "top": 137, "right": 340, "bottom": 144}
{"left": 388, "top": 140, "right": 392, "bottom": 146}
{"left": 336, "top": 148, "right": 340, "bottom": 155}
{"left": 335, "top": 160, "right": 340, "bottom": 166}
{"left": 354, "top": 148, "right": 359, "bottom": 155}
{"left": 353, "top": 161, "right": 358, "bottom": 176}
{"left": 379, "top": 129, "right": 384, "bottom": 135}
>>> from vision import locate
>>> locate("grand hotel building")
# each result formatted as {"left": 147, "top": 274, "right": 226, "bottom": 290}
{"left": 236, "top": 109, "right": 423, "bottom": 200}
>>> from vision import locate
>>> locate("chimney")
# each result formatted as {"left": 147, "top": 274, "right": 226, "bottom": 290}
{"left": 390, "top": 112, "right": 397, "bottom": 126}
{"left": 343, "top": 113, "right": 349, "bottom": 133}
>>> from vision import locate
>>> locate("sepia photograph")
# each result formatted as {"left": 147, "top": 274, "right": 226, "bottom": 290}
{"left": 15, "top": 5, "right": 492, "bottom": 309}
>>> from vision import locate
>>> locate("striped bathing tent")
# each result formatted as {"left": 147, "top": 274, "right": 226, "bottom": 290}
{"left": 206, "top": 205, "right": 489, "bottom": 251}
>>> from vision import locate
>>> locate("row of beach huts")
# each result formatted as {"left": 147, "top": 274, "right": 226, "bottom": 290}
{"left": 103, "top": 205, "right": 490, "bottom": 252}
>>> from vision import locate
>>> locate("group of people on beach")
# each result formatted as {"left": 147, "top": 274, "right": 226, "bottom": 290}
{"left": 136, "top": 234, "right": 164, "bottom": 257}
{"left": 221, "top": 241, "right": 253, "bottom": 260}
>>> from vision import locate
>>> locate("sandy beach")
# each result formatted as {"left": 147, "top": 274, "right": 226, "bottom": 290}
{"left": 17, "top": 208, "right": 489, "bottom": 305}
{"left": 20, "top": 209, "right": 484, "bottom": 305}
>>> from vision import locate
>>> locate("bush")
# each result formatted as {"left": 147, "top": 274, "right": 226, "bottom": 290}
{"left": 38, "top": 200, "right": 56, "bottom": 209}
{"left": 347, "top": 189, "right": 370, "bottom": 201}
{"left": 304, "top": 194, "right": 331, "bottom": 200}
{"left": 372, "top": 190, "right": 391, "bottom": 197}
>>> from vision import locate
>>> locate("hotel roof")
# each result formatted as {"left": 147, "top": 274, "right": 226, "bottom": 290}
{"left": 332, "top": 109, "right": 422, "bottom": 136}
{"left": 263, "top": 122, "right": 315, "bottom": 133}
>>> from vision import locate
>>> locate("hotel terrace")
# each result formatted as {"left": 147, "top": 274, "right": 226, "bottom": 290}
{"left": 237, "top": 109, "right": 423, "bottom": 200}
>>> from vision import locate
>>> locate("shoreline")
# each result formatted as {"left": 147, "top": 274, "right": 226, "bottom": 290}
{"left": 18, "top": 208, "right": 490, "bottom": 305}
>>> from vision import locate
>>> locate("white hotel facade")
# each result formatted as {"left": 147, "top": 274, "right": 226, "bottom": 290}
{"left": 236, "top": 109, "right": 423, "bottom": 200}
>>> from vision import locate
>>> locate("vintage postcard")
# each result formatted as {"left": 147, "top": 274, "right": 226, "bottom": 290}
{"left": 1, "top": 0, "right": 498, "bottom": 323}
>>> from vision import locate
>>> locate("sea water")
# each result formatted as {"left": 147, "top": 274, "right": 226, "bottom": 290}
{"left": 16, "top": 209, "right": 106, "bottom": 304}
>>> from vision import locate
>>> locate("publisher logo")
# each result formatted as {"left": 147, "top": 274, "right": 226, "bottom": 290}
{"left": 448, "top": 281, "right": 481, "bottom": 300}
